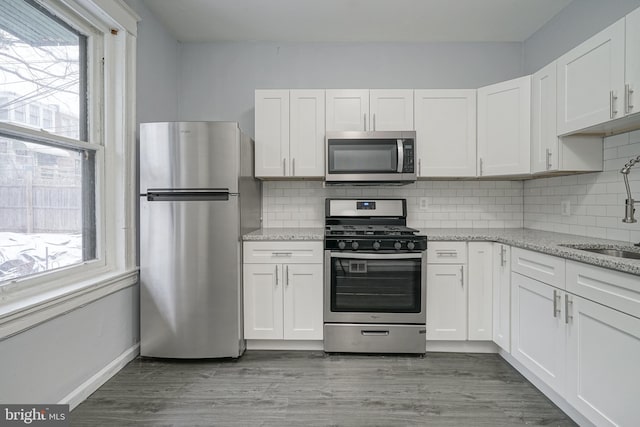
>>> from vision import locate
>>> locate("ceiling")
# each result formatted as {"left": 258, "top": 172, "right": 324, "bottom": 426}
{"left": 141, "top": 0, "right": 573, "bottom": 43}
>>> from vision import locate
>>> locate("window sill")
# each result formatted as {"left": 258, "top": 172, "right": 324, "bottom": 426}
{"left": 0, "top": 268, "right": 138, "bottom": 340}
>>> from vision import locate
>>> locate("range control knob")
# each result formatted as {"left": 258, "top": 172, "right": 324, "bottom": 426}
{"left": 372, "top": 241, "right": 381, "bottom": 251}
{"left": 351, "top": 241, "right": 360, "bottom": 250}
{"left": 338, "top": 241, "right": 346, "bottom": 250}
{"left": 407, "top": 241, "right": 416, "bottom": 250}
{"left": 394, "top": 241, "right": 402, "bottom": 250}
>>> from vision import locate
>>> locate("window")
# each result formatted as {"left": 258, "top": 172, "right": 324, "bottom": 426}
{"left": 0, "top": 0, "right": 95, "bottom": 283}
{"left": 0, "top": 97, "right": 8, "bottom": 120}
{"left": 28, "top": 105, "right": 39, "bottom": 126}
{"left": 0, "top": 0, "right": 136, "bottom": 336}
{"left": 42, "top": 108, "right": 52, "bottom": 129}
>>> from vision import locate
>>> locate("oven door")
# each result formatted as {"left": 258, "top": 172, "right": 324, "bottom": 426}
{"left": 324, "top": 251, "right": 426, "bottom": 324}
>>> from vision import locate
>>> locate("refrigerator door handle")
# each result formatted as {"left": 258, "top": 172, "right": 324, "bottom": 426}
{"left": 145, "top": 189, "right": 232, "bottom": 201}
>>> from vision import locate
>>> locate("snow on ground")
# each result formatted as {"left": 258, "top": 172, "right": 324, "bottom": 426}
{"left": 0, "top": 232, "right": 83, "bottom": 281}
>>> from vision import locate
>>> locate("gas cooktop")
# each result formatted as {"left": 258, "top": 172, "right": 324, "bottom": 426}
{"left": 324, "top": 198, "right": 427, "bottom": 252}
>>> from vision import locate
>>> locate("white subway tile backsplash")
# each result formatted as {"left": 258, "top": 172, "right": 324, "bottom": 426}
{"left": 263, "top": 180, "right": 524, "bottom": 229}
{"left": 524, "top": 132, "right": 640, "bottom": 243}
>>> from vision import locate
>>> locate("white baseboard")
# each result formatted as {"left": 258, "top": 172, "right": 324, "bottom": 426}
{"left": 246, "top": 340, "right": 323, "bottom": 351}
{"left": 426, "top": 340, "right": 499, "bottom": 353}
{"left": 498, "top": 349, "right": 595, "bottom": 427}
{"left": 60, "top": 343, "right": 139, "bottom": 410}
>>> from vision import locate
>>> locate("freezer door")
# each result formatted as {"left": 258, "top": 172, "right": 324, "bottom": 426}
{"left": 140, "top": 122, "right": 240, "bottom": 193}
{"left": 140, "top": 195, "right": 242, "bottom": 358}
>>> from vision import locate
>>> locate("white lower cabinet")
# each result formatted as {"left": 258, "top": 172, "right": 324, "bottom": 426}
{"left": 283, "top": 264, "right": 324, "bottom": 340}
{"left": 566, "top": 295, "right": 640, "bottom": 427}
{"left": 243, "top": 263, "right": 284, "bottom": 339}
{"left": 492, "top": 244, "right": 511, "bottom": 351}
{"left": 243, "top": 242, "right": 323, "bottom": 341}
{"left": 468, "top": 242, "right": 493, "bottom": 340}
{"left": 511, "top": 272, "right": 566, "bottom": 394}
{"left": 426, "top": 264, "right": 467, "bottom": 340}
{"left": 511, "top": 253, "right": 640, "bottom": 427}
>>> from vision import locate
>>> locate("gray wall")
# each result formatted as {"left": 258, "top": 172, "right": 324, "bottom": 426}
{"left": 178, "top": 41, "right": 523, "bottom": 136}
{"left": 127, "top": 0, "right": 180, "bottom": 124}
{"left": 524, "top": 0, "right": 640, "bottom": 74}
{"left": 0, "top": 286, "right": 139, "bottom": 403}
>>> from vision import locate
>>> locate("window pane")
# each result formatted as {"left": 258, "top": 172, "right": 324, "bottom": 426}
{"left": 0, "top": 0, "right": 87, "bottom": 140}
{"left": 0, "top": 134, "right": 96, "bottom": 282}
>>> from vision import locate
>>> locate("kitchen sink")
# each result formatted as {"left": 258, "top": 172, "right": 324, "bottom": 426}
{"left": 560, "top": 244, "right": 640, "bottom": 260}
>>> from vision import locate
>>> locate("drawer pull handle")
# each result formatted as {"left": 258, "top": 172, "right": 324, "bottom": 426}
{"left": 436, "top": 251, "right": 458, "bottom": 257}
{"left": 272, "top": 252, "right": 292, "bottom": 257}
{"left": 361, "top": 330, "right": 389, "bottom": 336}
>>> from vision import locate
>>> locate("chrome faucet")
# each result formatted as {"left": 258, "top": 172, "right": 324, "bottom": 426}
{"left": 621, "top": 155, "right": 640, "bottom": 229}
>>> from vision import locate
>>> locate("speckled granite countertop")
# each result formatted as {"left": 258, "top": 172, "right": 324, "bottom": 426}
{"left": 243, "top": 227, "right": 640, "bottom": 275}
{"left": 421, "top": 228, "right": 640, "bottom": 276}
{"left": 243, "top": 227, "right": 325, "bottom": 241}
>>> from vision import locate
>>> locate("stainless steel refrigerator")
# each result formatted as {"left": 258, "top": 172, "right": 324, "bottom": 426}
{"left": 139, "top": 121, "right": 261, "bottom": 358}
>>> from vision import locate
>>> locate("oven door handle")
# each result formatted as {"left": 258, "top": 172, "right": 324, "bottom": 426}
{"left": 329, "top": 252, "right": 423, "bottom": 260}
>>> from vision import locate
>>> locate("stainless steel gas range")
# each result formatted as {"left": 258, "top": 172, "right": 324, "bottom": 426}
{"left": 323, "top": 198, "right": 428, "bottom": 354}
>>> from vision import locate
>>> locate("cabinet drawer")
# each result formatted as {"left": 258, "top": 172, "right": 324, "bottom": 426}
{"left": 243, "top": 241, "right": 323, "bottom": 264}
{"left": 511, "top": 247, "right": 565, "bottom": 289}
{"left": 566, "top": 260, "right": 640, "bottom": 319}
{"left": 427, "top": 242, "right": 467, "bottom": 264}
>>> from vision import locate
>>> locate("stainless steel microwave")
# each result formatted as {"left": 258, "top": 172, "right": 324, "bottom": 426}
{"left": 325, "top": 131, "right": 417, "bottom": 184}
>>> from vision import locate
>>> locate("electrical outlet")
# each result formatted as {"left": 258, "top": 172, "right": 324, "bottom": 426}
{"left": 419, "top": 197, "right": 429, "bottom": 210}
{"left": 561, "top": 200, "right": 571, "bottom": 216}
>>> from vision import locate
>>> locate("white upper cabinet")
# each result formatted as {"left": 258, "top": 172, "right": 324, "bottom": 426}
{"left": 255, "top": 89, "right": 324, "bottom": 178}
{"left": 326, "top": 89, "right": 370, "bottom": 131}
{"left": 255, "top": 90, "right": 290, "bottom": 177}
{"left": 477, "top": 76, "right": 531, "bottom": 177}
{"left": 290, "top": 90, "right": 325, "bottom": 177}
{"left": 557, "top": 19, "right": 625, "bottom": 135}
{"left": 531, "top": 62, "right": 603, "bottom": 174}
{"left": 414, "top": 90, "right": 476, "bottom": 177}
{"left": 626, "top": 7, "right": 640, "bottom": 117}
{"left": 369, "top": 89, "right": 414, "bottom": 131}
{"left": 326, "top": 89, "right": 413, "bottom": 131}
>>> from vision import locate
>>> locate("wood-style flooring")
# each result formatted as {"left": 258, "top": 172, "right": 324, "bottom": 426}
{"left": 71, "top": 351, "right": 576, "bottom": 426}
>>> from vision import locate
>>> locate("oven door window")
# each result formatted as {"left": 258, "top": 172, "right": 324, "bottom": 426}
{"left": 330, "top": 256, "right": 421, "bottom": 313}
{"left": 327, "top": 140, "right": 398, "bottom": 174}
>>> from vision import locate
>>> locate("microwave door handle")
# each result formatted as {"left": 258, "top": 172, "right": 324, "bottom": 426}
{"left": 397, "top": 139, "right": 404, "bottom": 173}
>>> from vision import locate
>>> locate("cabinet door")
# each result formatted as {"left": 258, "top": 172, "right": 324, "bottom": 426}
{"left": 511, "top": 273, "right": 566, "bottom": 394}
{"left": 426, "top": 264, "right": 467, "bottom": 341}
{"left": 566, "top": 295, "right": 640, "bottom": 427}
{"left": 369, "top": 89, "right": 414, "bottom": 131}
{"left": 255, "top": 90, "right": 290, "bottom": 177}
{"left": 326, "top": 89, "right": 369, "bottom": 131}
{"left": 468, "top": 242, "right": 493, "bottom": 341}
{"left": 477, "top": 76, "right": 531, "bottom": 176}
{"left": 243, "top": 264, "right": 283, "bottom": 339}
{"left": 492, "top": 244, "right": 511, "bottom": 352}
{"left": 531, "top": 62, "right": 558, "bottom": 173}
{"left": 414, "top": 90, "right": 476, "bottom": 177}
{"left": 557, "top": 19, "right": 625, "bottom": 134}
{"left": 625, "top": 7, "right": 640, "bottom": 116}
{"left": 290, "top": 90, "right": 325, "bottom": 177}
{"left": 283, "top": 264, "right": 323, "bottom": 340}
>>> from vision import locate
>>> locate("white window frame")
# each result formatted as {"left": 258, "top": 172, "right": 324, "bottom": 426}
{"left": 0, "top": 0, "right": 139, "bottom": 339}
